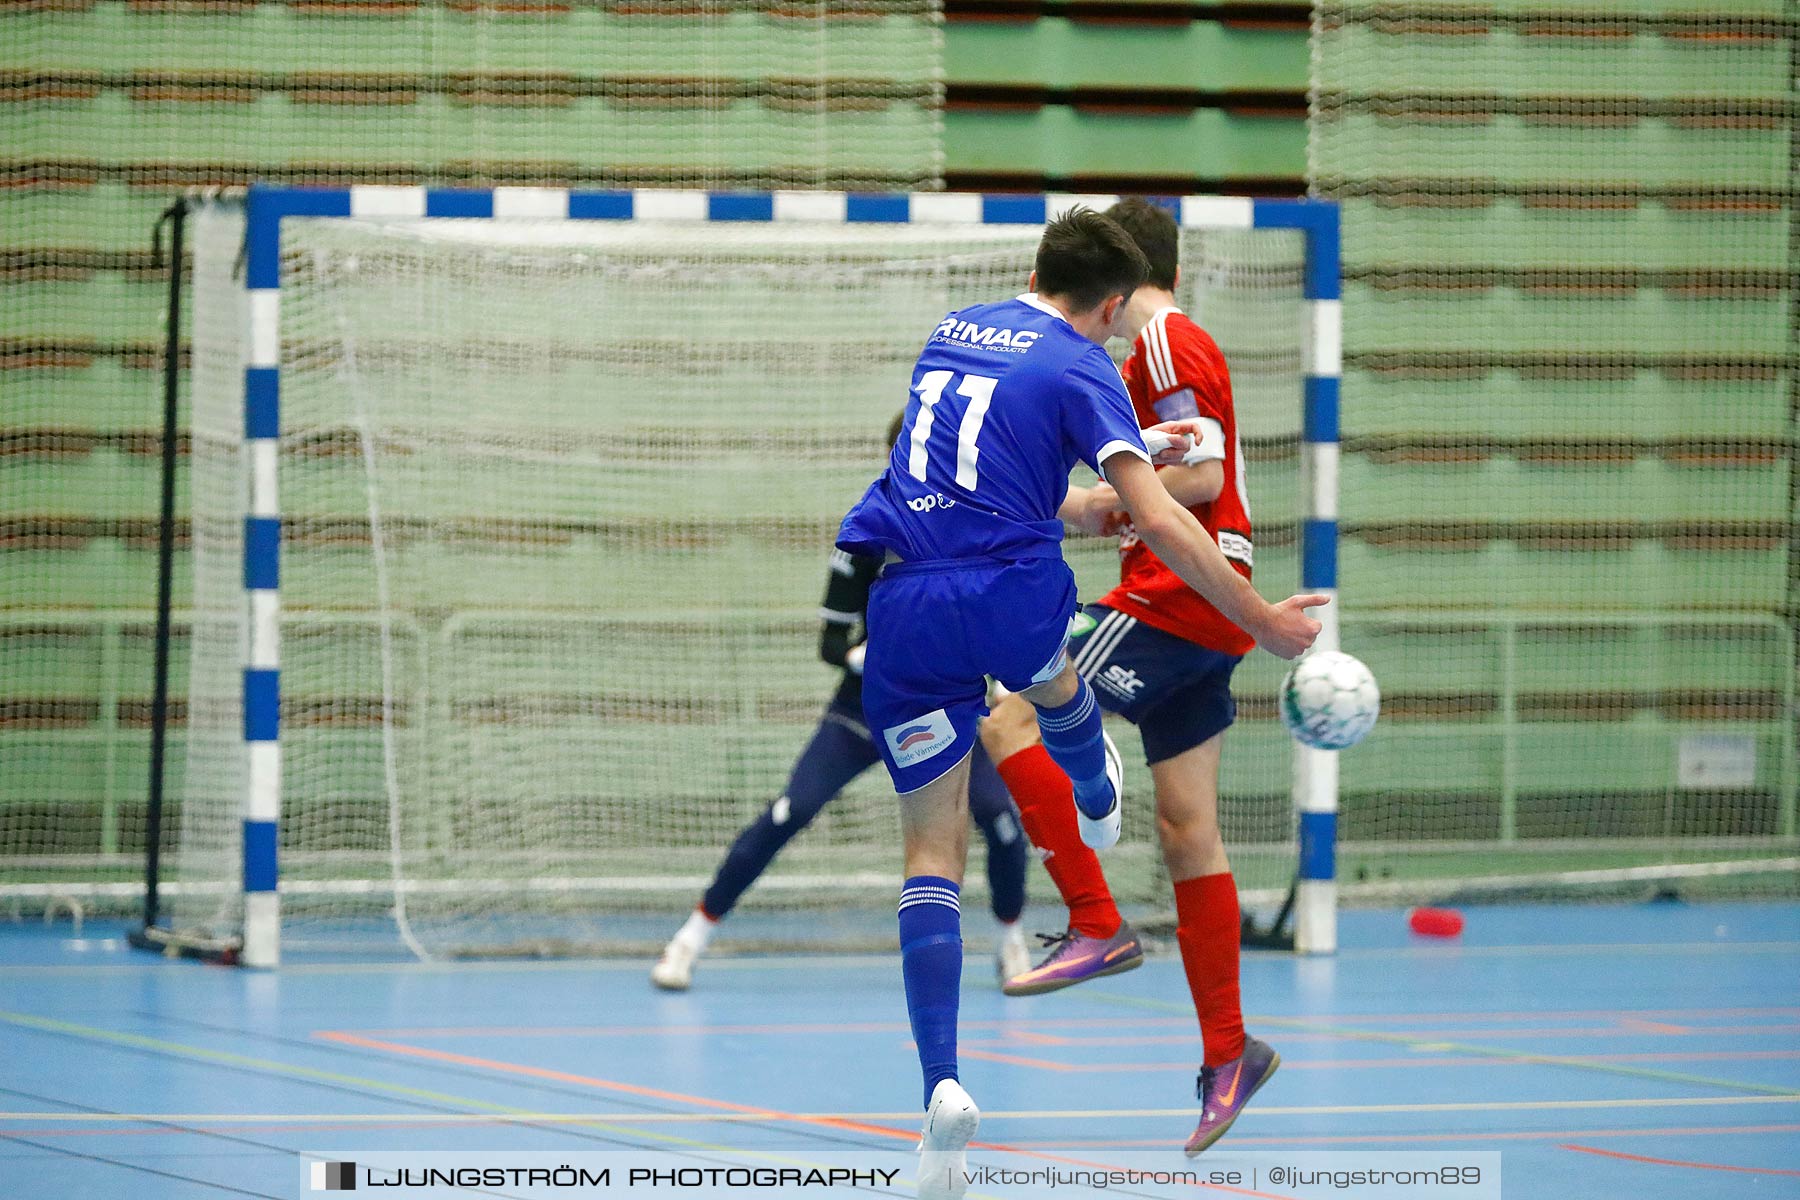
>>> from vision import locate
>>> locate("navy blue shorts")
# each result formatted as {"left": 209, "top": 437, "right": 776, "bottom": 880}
{"left": 861, "top": 556, "right": 1077, "bottom": 793}
{"left": 1068, "top": 603, "right": 1242, "bottom": 764}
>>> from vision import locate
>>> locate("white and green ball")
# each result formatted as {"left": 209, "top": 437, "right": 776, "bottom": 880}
{"left": 1279, "top": 650, "right": 1380, "bottom": 751}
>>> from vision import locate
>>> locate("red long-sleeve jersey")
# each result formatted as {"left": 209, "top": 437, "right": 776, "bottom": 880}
{"left": 1101, "top": 306, "right": 1255, "bottom": 657}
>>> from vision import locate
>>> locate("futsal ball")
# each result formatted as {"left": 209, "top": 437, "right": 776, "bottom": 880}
{"left": 1279, "top": 650, "right": 1380, "bottom": 750}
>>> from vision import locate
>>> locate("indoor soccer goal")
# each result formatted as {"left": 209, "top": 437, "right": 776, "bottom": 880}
{"left": 153, "top": 187, "right": 1337, "bottom": 964}
{"left": 145, "top": 185, "right": 1794, "bottom": 967}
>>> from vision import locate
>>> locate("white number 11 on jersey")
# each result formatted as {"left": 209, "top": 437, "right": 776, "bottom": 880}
{"left": 908, "top": 370, "right": 999, "bottom": 491}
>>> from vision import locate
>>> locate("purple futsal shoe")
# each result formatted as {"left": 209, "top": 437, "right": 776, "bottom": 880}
{"left": 1000, "top": 923, "right": 1144, "bottom": 997}
{"left": 1184, "top": 1034, "right": 1281, "bottom": 1155}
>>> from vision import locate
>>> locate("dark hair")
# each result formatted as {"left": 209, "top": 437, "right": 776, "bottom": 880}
{"left": 885, "top": 409, "right": 905, "bottom": 447}
{"left": 1033, "top": 207, "right": 1150, "bottom": 314}
{"left": 1104, "top": 197, "right": 1179, "bottom": 292}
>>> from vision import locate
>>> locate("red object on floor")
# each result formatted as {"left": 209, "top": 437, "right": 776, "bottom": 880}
{"left": 1408, "top": 907, "right": 1465, "bottom": 937}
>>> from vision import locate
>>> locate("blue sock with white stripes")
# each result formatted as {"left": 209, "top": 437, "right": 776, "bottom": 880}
{"left": 1035, "top": 676, "right": 1112, "bottom": 818}
{"left": 898, "top": 875, "right": 962, "bottom": 1109}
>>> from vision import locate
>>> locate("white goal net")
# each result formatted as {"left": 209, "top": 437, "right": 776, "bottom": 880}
{"left": 170, "top": 201, "right": 1308, "bottom": 958}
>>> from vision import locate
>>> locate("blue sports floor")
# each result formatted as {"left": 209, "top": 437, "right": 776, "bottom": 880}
{"left": 1, "top": 903, "right": 1796, "bottom": 1199}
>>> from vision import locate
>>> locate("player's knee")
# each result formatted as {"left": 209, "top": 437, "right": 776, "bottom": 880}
{"left": 763, "top": 790, "right": 824, "bottom": 836}
{"left": 1156, "top": 806, "right": 1222, "bottom": 855}
{"left": 978, "top": 693, "right": 1042, "bottom": 762}
{"left": 1018, "top": 658, "right": 1081, "bottom": 709}
{"left": 903, "top": 844, "right": 967, "bottom": 883}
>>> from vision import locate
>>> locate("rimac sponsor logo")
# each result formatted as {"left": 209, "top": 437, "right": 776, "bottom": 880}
{"left": 884, "top": 709, "right": 957, "bottom": 768}
{"left": 310, "top": 1161, "right": 356, "bottom": 1191}
{"left": 932, "top": 316, "right": 1042, "bottom": 354}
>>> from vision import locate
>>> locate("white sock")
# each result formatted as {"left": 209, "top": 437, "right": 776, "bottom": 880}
{"left": 674, "top": 908, "right": 718, "bottom": 952}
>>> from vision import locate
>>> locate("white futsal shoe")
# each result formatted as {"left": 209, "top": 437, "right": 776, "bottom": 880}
{"left": 996, "top": 922, "right": 1031, "bottom": 985}
{"left": 651, "top": 910, "right": 717, "bottom": 991}
{"left": 649, "top": 938, "right": 698, "bottom": 991}
{"left": 917, "top": 1079, "right": 979, "bottom": 1200}
{"left": 1075, "top": 731, "right": 1124, "bottom": 850}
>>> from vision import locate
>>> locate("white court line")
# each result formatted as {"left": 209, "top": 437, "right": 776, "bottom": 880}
{"left": 0, "top": 955, "right": 898, "bottom": 978}
{"left": 4, "top": 1095, "right": 1798, "bottom": 1124}
{"left": 2, "top": 941, "right": 1795, "bottom": 978}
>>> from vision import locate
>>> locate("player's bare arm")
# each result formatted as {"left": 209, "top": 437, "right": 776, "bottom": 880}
{"left": 1057, "top": 483, "right": 1122, "bottom": 536}
{"left": 1075, "top": 459, "right": 1220, "bottom": 527}
{"left": 1062, "top": 423, "right": 1211, "bottom": 532}
{"left": 1138, "top": 417, "right": 1225, "bottom": 505}
{"left": 1101, "top": 451, "right": 1326, "bottom": 659}
{"left": 1148, "top": 460, "right": 1223, "bottom": 507}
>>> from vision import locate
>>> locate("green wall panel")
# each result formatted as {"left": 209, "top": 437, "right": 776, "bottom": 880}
{"left": 948, "top": 108, "right": 1305, "bottom": 179}
{"left": 948, "top": 19, "right": 1303, "bottom": 91}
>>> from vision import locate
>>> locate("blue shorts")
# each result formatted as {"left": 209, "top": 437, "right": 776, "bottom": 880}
{"left": 862, "top": 556, "right": 1076, "bottom": 793}
{"left": 1070, "top": 603, "right": 1242, "bottom": 764}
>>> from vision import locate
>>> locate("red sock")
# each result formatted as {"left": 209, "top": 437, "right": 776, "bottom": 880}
{"left": 995, "top": 745, "right": 1120, "bottom": 939}
{"left": 1173, "top": 872, "right": 1245, "bottom": 1067}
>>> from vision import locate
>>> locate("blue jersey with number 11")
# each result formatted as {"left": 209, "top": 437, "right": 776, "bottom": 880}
{"left": 838, "top": 293, "right": 1151, "bottom": 564}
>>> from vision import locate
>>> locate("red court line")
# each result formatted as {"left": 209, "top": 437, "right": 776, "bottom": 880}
{"left": 1579, "top": 1050, "right": 1800, "bottom": 1064}
{"left": 349, "top": 1017, "right": 1200, "bottom": 1039}
{"left": 1560, "top": 1143, "right": 1800, "bottom": 1176}
{"left": 1009, "top": 1125, "right": 1800, "bottom": 1150}
{"left": 1287, "top": 1007, "right": 1800, "bottom": 1025}
{"left": 1341, "top": 1023, "right": 1800, "bottom": 1040}
{"left": 11, "top": 1121, "right": 1800, "bottom": 1148}
{"left": 962, "top": 1048, "right": 1085, "bottom": 1072}
{"left": 979, "top": 1025, "right": 1800, "bottom": 1045}
{"left": 350, "top": 1016, "right": 1800, "bottom": 1042}
{"left": 961, "top": 1048, "right": 1800, "bottom": 1074}
{"left": 315, "top": 1031, "right": 917, "bottom": 1145}
{"left": 0, "top": 1118, "right": 581, "bottom": 1139}
{"left": 984, "top": 1033, "right": 1333, "bottom": 1048}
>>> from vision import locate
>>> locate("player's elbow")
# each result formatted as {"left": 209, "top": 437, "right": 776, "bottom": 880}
{"left": 1129, "top": 502, "right": 1185, "bottom": 550}
{"left": 1164, "top": 461, "right": 1224, "bottom": 507}
{"left": 1189, "top": 466, "right": 1225, "bottom": 505}
{"left": 1174, "top": 480, "right": 1224, "bottom": 508}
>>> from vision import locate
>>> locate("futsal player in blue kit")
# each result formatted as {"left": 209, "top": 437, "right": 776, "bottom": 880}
{"left": 647, "top": 416, "right": 1032, "bottom": 993}
{"left": 836, "top": 209, "right": 1326, "bottom": 1198}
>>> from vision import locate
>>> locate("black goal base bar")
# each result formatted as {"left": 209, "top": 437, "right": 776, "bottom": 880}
{"left": 128, "top": 923, "right": 242, "bottom": 965}
{"left": 1134, "top": 872, "right": 1300, "bottom": 951}
{"left": 1239, "top": 875, "right": 1298, "bottom": 951}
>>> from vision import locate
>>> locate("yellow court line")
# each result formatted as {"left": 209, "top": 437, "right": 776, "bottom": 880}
{"left": 0, "top": 1008, "right": 816, "bottom": 1157}
{"left": 4, "top": 1094, "right": 1799, "bottom": 1125}
{"left": 0, "top": 1008, "right": 1008, "bottom": 1196}
{"left": 0, "top": 1008, "right": 1241, "bottom": 1200}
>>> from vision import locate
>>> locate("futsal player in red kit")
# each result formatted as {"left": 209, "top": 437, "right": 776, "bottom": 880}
{"left": 990, "top": 197, "right": 1280, "bottom": 1155}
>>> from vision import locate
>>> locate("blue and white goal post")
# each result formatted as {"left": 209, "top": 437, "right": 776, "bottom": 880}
{"left": 231, "top": 185, "right": 1341, "bottom": 966}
